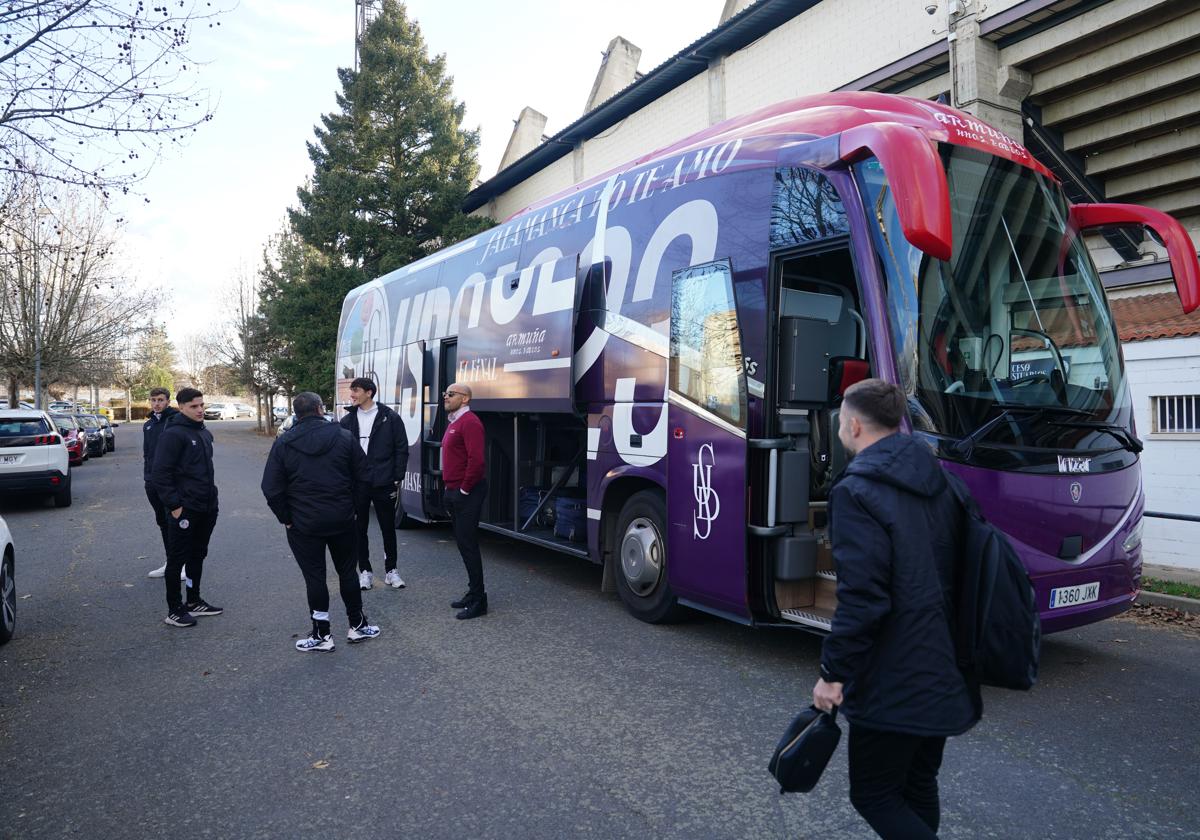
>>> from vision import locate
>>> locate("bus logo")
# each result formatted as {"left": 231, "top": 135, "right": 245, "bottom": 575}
{"left": 1057, "top": 455, "right": 1091, "bottom": 474}
{"left": 692, "top": 442, "right": 721, "bottom": 539}
{"left": 1070, "top": 482, "right": 1082, "bottom": 503}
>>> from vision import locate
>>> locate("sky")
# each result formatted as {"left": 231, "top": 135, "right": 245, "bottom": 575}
{"left": 118, "top": 0, "right": 722, "bottom": 346}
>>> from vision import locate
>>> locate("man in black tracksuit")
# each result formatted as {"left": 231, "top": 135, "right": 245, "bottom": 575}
{"left": 262, "top": 392, "right": 380, "bottom": 651}
{"left": 813, "top": 379, "right": 979, "bottom": 840}
{"left": 339, "top": 376, "right": 408, "bottom": 590}
{"left": 150, "top": 388, "right": 222, "bottom": 627}
{"left": 143, "top": 386, "right": 179, "bottom": 578}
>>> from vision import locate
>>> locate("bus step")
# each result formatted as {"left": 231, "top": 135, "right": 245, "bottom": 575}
{"left": 779, "top": 608, "right": 833, "bottom": 631}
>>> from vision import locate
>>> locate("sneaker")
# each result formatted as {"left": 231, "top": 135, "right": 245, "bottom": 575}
{"left": 384, "top": 570, "right": 406, "bottom": 589}
{"left": 347, "top": 620, "right": 381, "bottom": 643}
{"left": 163, "top": 609, "right": 197, "bottom": 627}
{"left": 358, "top": 570, "right": 373, "bottom": 590}
{"left": 184, "top": 599, "right": 223, "bottom": 617}
{"left": 147, "top": 564, "right": 167, "bottom": 578}
{"left": 295, "top": 633, "right": 335, "bottom": 652}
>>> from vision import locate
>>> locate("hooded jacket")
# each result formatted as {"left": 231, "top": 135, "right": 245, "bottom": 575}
{"left": 339, "top": 402, "right": 409, "bottom": 488}
{"left": 820, "top": 432, "right": 980, "bottom": 737}
{"left": 142, "top": 405, "right": 180, "bottom": 482}
{"left": 150, "top": 412, "right": 218, "bottom": 513}
{"left": 261, "top": 415, "right": 367, "bottom": 535}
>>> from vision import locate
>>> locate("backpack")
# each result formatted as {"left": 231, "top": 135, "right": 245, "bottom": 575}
{"left": 946, "top": 474, "right": 1041, "bottom": 691}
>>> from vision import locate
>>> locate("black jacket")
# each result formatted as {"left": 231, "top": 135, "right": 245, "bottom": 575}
{"left": 820, "top": 433, "right": 979, "bottom": 737}
{"left": 261, "top": 415, "right": 367, "bottom": 535}
{"left": 339, "top": 402, "right": 409, "bottom": 488}
{"left": 142, "top": 406, "right": 180, "bottom": 482}
{"left": 150, "top": 413, "right": 218, "bottom": 513}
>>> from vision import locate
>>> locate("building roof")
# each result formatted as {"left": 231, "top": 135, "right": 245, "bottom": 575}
{"left": 1110, "top": 292, "right": 1200, "bottom": 342}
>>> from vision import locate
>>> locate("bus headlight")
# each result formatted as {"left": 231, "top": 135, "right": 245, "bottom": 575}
{"left": 1122, "top": 519, "right": 1144, "bottom": 554}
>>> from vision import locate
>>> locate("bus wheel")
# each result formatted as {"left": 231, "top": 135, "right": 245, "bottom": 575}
{"left": 614, "top": 490, "right": 683, "bottom": 624}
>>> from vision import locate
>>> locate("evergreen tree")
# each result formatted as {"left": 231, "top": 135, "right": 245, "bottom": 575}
{"left": 290, "top": 0, "right": 492, "bottom": 279}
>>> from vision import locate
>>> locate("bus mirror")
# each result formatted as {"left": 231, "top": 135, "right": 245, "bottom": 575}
{"left": 1069, "top": 203, "right": 1200, "bottom": 314}
{"left": 839, "top": 122, "right": 953, "bottom": 261}
{"left": 580, "top": 260, "right": 609, "bottom": 330}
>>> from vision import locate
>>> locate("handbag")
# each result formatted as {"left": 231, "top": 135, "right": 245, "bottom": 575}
{"left": 767, "top": 705, "right": 841, "bottom": 794}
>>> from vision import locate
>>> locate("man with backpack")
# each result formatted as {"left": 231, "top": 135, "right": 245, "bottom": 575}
{"left": 812, "top": 378, "right": 980, "bottom": 839}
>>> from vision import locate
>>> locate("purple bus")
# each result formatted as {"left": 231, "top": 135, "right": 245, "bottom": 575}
{"left": 336, "top": 92, "right": 1199, "bottom": 634}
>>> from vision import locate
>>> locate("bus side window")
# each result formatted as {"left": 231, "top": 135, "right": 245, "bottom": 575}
{"left": 669, "top": 259, "right": 747, "bottom": 427}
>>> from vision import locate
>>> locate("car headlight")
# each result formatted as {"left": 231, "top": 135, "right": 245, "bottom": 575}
{"left": 1122, "top": 518, "right": 1144, "bottom": 554}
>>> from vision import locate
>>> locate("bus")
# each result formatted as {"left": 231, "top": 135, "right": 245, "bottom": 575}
{"left": 335, "top": 91, "right": 1199, "bottom": 634}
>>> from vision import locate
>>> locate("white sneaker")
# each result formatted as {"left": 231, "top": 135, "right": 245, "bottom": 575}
{"left": 147, "top": 564, "right": 167, "bottom": 578}
{"left": 296, "top": 633, "right": 335, "bottom": 652}
{"left": 358, "top": 570, "right": 373, "bottom": 590}
{"left": 347, "top": 620, "right": 380, "bottom": 643}
{"left": 384, "top": 570, "right": 406, "bottom": 589}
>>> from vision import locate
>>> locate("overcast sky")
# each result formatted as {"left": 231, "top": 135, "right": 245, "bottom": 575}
{"left": 119, "top": 0, "right": 720, "bottom": 345}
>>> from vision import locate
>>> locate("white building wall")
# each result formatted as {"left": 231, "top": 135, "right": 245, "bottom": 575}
{"left": 1122, "top": 335, "right": 1200, "bottom": 570}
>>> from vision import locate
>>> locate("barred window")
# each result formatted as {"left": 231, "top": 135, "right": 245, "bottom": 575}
{"left": 1153, "top": 395, "right": 1200, "bottom": 434}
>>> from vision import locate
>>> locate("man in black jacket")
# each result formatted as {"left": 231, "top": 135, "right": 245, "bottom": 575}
{"left": 339, "top": 377, "right": 408, "bottom": 591}
{"left": 143, "top": 387, "right": 180, "bottom": 579}
{"left": 812, "top": 379, "right": 978, "bottom": 840}
{"left": 150, "top": 388, "right": 222, "bottom": 627}
{"left": 262, "top": 392, "right": 380, "bottom": 652}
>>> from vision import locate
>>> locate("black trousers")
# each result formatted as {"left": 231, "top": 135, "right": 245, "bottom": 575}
{"left": 287, "top": 527, "right": 364, "bottom": 625}
{"left": 356, "top": 485, "right": 398, "bottom": 573}
{"left": 145, "top": 484, "right": 169, "bottom": 559}
{"left": 848, "top": 723, "right": 947, "bottom": 839}
{"left": 444, "top": 480, "right": 486, "bottom": 598}
{"left": 164, "top": 508, "right": 218, "bottom": 612}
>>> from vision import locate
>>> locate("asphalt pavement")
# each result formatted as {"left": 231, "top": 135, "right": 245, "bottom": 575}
{"left": 1, "top": 420, "right": 1198, "bottom": 839}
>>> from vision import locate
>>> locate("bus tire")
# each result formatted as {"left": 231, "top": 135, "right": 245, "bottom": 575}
{"left": 613, "top": 490, "right": 684, "bottom": 624}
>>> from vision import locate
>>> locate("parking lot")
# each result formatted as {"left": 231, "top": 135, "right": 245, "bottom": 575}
{"left": 0, "top": 420, "right": 1198, "bottom": 839}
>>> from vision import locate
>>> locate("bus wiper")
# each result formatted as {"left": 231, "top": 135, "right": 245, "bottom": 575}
{"left": 950, "top": 404, "right": 1091, "bottom": 459}
{"left": 1047, "top": 419, "right": 1144, "bottom": 453}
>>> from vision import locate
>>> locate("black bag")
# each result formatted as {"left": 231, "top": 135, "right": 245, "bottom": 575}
{"left": 553, "top": 495, "right": 587, "bottom": 542}
{"left": 767, "top": 706, "right": 841, "bottom": 794}
{"left": 947, "top": 474, "right": 1041, "bottom": 690}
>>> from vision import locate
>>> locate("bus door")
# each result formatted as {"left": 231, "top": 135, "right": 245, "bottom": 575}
{"left": 395, "top": 339, "right": 430, "bottom": 521}
{"left": 422, "top": 339, "right": 456, "bottom": 519}
{"left": 665, "top": 260, "right": 751, "bottom": 619}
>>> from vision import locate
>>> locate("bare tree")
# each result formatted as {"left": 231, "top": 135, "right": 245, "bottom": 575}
{"left": 0, "top": 1, "right": 226, "bottom": 199}
{"left": 179, "top": 332, "right": 211, "bottom": 388}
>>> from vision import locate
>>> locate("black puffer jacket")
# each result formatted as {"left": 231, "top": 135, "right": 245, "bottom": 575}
{"left": 142, "top": 406, "right": 179, "bottom": 482}
{"left": 820, "top": 433, "right": 979, "bottom": 737}
{"left": 261, "top": 416, "right": 367, "bottom": 535}
{"left": 150, "top": 413, "right": 218, "bottom": 513}
{"left": 339, "top": 402, "right": 409, "bottom": 488}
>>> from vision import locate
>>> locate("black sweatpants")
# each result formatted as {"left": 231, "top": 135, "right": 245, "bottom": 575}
{"left": 164, "top": 508, "right": 218, "bottom": 613}
{"left": 287, "top": 527, "right": 364, "bottom": 626}
{"left": 145, "top": 484, "right": 169, "bottom": 558}
{"left": 444, "top": 480, "right": 487, "bottom": 598}
{"left": 848, "top": 723, "right": 947, "bottom": 839}
{"left": 356, "top": 485, "right": 398, "bottom": 574}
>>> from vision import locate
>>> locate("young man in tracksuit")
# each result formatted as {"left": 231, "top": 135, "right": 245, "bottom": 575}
{"left": 150, "top": 388, "right": 223, "bottom": 627}
{"left": 143, "top": 387, "right": 181, "bottom": 579}
{"left": 812, "top": 379, "right": 979, "bottom": 839}
{"left": 339, "top": 376, "right": 408, "bottom": 591}
{"left": 261, "top": 392, "right": 380, "bottom": 651}
{"left": 441, "top": 382, "right": 487, "bottom": 620}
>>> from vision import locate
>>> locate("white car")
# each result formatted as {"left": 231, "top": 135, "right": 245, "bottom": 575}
{"left": 203, "top": 403, "right": 237, "bottom": 420}
{"left": 1, "top": 513, "right": 14, "bottom": 644}
{"left": 0, "top": 410, "right": 71, "bottom": 507}
{"left": 233, "top": 403, "right": 254, "bottom": 418}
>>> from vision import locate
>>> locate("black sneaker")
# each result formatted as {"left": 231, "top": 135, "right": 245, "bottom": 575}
{"left": 450, "top": 592, "right": 474, "bottom": 609}
{"left": 164, "top": 609, "right": 197, "bottom": 627}
{"left": 456, "top": 593, "right": 488, "bottom": 620}
{"left": 184, "top": 599, "right": 223, "bottom": 617}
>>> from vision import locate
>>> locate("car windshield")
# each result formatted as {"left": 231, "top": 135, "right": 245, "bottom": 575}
{"left": 856, "top": 146, "right": 1134, "bottom": 473}
{"left": 77, "top": 416, "right": 99, "bottom": 429}
{"left": 0, "top": 418, "right": 52, "bottom": 436}
{"left": 52, "top": 415, "right": 78, "bottom": 431}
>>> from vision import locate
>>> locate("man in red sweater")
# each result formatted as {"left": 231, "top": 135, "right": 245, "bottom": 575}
{"left": 441, "top": 382, "right": 488, "bottom": 619}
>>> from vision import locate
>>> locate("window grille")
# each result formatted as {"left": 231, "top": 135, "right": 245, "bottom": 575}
{"left": 1153, "top": 395, "right": 1200, "bottom": 433}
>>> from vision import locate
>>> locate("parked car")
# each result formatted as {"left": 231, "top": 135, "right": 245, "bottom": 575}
{"left": 204, "top": 403, "right": 237, "bottom": 421}
{"left": 51, "top": 414, "right": 87, "bottom": 466}
{"left": 1, "top": 513, "right": 14, "bottom": 644}
{"left": 272, "top": 406, "right": 288, "bottom": 420}
{"left": 97, "top": 416, "right": 116, "bottom": 452}
{"left": 233, "top": 403, "right": 253, "bottom": 418}
{"left": 48, "top": 401, "right": 76, "bottom": 412}
{"left": 0, "top": 410, "right": 71, "bottom": 507}
{"left": 276, "top": 412, "right": 334, "bottom": 437}
{"left": 73, "top": 414, "right": 106, "bottom": 458}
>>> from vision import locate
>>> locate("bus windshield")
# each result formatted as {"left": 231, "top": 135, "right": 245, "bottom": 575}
{"left": 855, "top": 146, "right": 1135, "bottom": 472}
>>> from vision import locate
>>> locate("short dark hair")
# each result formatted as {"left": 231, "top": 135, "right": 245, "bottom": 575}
{"left": 149, "top": 387, "right": 170, "bottom": 399}
{"left": 176, "top": 387, "right": 203, "bottom": 405}
{"left": 842, "top": 378, "right": 906, "bottom": 430}
{"left": 350, "top": 377, "right": 377, "bottom": 397}
{"left": 293, "top": 391, "right": 323, "bottom": 418}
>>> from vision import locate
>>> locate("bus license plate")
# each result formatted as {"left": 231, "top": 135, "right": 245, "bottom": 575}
{"left": 1049, "top": 582, "right": 1100, "bottom": 609}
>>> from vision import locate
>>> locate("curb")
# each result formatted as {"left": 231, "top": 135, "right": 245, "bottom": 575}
{"left": 1136, "top": 591, "right": 1200, "bottom": 616}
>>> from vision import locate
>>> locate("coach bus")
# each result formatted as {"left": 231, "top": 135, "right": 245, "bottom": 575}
{"left": 335, "top": 92, "right": 1199, "bottom": 634}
